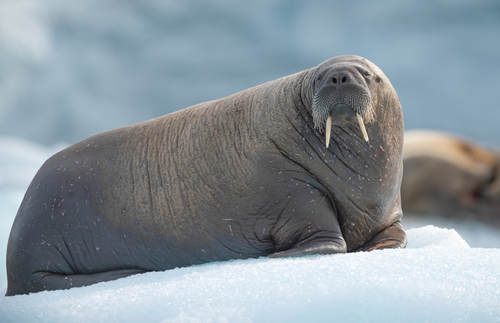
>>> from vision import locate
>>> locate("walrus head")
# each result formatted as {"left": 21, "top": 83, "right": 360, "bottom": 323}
{"left": 311, "top": 62, "right": 377, "bottom": 147}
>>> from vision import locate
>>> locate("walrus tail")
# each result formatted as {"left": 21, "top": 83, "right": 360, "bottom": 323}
{"left": 6, "top": 268, "right": 147, "bottom": 296}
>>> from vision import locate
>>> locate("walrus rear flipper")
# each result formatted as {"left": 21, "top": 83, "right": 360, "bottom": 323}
{"left": 358, "top": 222, "right": 407, "bottom": 252}
{"left": 6, "top": 269, "right": 147, "bottom": 296}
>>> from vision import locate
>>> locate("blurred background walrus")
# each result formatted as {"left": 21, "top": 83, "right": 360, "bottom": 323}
{"left": 402, "top": 130, "right": 500, "bottom": 229}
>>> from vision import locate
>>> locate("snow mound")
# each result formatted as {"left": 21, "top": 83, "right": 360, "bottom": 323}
{"left": 406, "top": 225, "right": 469, "bottom": 249}
{"left": 1, "top": 226, "right": 499, "bottom": 323}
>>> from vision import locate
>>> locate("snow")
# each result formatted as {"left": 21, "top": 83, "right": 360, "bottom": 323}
{"left": 0, "top": 136, "right": 500, "bottom": 322}
{"left": 0, "top": 226, "right": 499, "bottom": 322}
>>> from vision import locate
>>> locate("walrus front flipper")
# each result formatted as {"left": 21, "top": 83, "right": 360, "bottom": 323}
{"left": 267, "top": 183, "right": 347, "bottom": 259}
{"left": 358, "top": 222, "right": 407, "bottom": 252}
{"left": 8, "top": 269, "right": 147, "bottom": 296}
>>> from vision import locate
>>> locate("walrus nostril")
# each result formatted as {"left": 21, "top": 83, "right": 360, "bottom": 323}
{"left": 332, "top": 74, "right": 349, "bottom": 84}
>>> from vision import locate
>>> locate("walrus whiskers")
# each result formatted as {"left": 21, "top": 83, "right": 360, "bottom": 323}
{"left": 325, "top": 116, "right": 332, "bottom": 147}
{"left": 356, "top": 113, "right": 369, "bottom": 142}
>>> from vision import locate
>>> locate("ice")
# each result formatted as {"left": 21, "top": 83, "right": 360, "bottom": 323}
{"left": 406, "top": 225, "right": 469, "bottom": 249}
{"left": 405, "top": 215, "right": 500, "bottom": 249}
{"left": 0, "top": 226, "right": 499, "bottom": 322}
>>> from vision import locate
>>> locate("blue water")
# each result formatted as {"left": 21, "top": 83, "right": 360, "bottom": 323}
{"left": 0, "top": 0, "right": 499, "bottom": 146}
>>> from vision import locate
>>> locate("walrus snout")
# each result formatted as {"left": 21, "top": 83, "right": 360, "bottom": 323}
{"left": 331, "top": 103, "right": 357, "bottom": 123}
{"left": 330, "top": 70, "right": 354, "bottom": 85}
{"left": 330, "top": 104, "right": 369, "bottom": 142}
{"left": 312, "top": 64, "right": 374, "bottom": 147}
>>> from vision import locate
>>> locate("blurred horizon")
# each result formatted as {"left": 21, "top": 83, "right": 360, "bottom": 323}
{"left": 1, "top": 0, "right": 500, "bottom": 146}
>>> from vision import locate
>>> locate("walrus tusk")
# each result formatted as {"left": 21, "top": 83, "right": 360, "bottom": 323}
{"left": 356, "top": 113, "right": 369, "bottom": 142}
{"left": 325, "top": 116, "right": 332, "bottom": 148}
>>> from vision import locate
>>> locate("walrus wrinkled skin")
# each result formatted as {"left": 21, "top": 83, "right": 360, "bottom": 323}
{"left": 6, "top": 55, "right": 406, "bottom": 296}
{"left": 402, "top": 130, "right": 500, "bottom": 228}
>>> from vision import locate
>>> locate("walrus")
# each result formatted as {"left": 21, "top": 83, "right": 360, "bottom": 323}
{"left": 402, "top": 130, "right": 500, "bottom": 228}
{"left": 6, "top": 55, "right": 406, "bottom": 296}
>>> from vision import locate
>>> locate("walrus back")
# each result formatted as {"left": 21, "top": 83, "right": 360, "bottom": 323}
{"left": 5, "top": 76, "right": 294, "bottom": 295}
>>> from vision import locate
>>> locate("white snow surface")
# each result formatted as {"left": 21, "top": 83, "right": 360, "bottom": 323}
{"left": 0, "top": 226, "right": 499, "bottom": 322}
{"left": 1, "top": 137, "right": 500, "bottom": 322}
